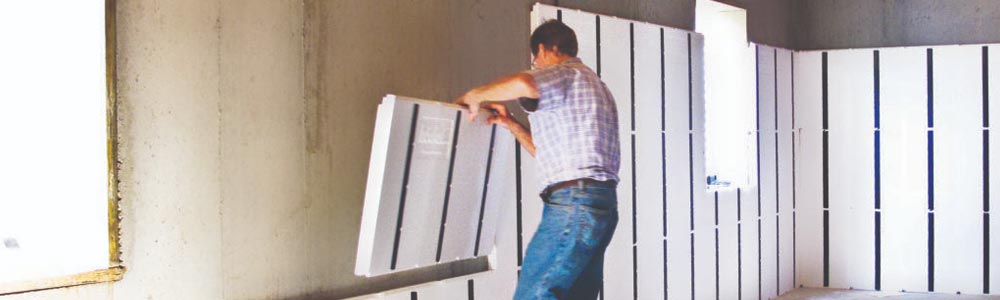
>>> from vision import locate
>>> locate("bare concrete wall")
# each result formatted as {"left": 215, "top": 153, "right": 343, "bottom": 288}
{"left": 550, "top": 0, "right": 696, "bottom": 30}
{"left": 4, "top": 1, "right": 703, "bottom": 299}
{"left": 794, "top": 0, "right": 1000, "bottom": 50}
{"left": 714, "top": 0, "right": 796, "bottom": 49}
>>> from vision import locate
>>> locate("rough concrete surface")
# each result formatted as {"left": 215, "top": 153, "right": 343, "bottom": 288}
{"left": 794, "top": 0, "right": 1000, "bottom": 50}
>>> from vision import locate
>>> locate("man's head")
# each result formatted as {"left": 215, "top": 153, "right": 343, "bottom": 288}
{"left": 530, "top": 20, "right": 577, "bottom": 68}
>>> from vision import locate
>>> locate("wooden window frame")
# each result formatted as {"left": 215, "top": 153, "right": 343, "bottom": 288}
{"left": 0, "top": 0, "right": 125, "bottom": 295}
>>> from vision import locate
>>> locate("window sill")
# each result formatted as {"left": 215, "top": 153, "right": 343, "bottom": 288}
{"left": 0, "top": 266, "right": 125, "bottom": 296}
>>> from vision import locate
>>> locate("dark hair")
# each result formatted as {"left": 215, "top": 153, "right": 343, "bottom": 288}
{"left": 530, "top": 20, "right": 577, "bottom": 57}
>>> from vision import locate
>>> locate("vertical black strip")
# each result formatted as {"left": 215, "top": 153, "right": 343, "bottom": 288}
{"left": 630, "top": 22, "right": 639, "bottom": 300}
{"left": 738, "top": 188, "right": 743, "bottom": 300}
{"left": 391, "top": 104, "right": 420, "bottom": 270}
{"left": 687, "top": 33, "right": 696, "bottom": 300}
{"left": 515, "top": 141, "right": 524, "bottom": 267}
{"left": 631, "top": 24, "right": 637, "bottom": 132}
{"left": 715, "top": 191, "right": 720, "bottom": 300}
{"left": 774, "top": 48, "right": 781, "bottom": 294}
{"left": 473, "top": 125, "right": 498, "bottom": 256}
{"left": 436, "top": 111, "right": 463, "bottom": 262}
{"left": 984, "top": 45, "right": 991, "bottom": 294}
{"left": 411, "top": 291, "right": 417, "bottom": 300}
{"left": 595, "top": 15, "right": 606, "bottom": 299}
{"left": 822, "top": 51, "right": 830, "bottom": 287}
{"left": 468, "top": 279, "right": 475, "bottom": 300}
{"left": 596, "top": 15, "right": 601, "bottom": 77}
{"left": 660, "top": 27, "right": 669, "bottom": 300}
{"left": 791, "top": 52, "right": 798, "bottom": 288}
{"left": 755, "top": 46, "right": 763, "bottom": 300}
{"left": 874, "top": 50, "right": 882, "bottom": 291}
{"left": 927, "top": 48, "right": 935, "bottom": 292}
{"left": 556, "top": 9, "right": 562, "bottom": 21}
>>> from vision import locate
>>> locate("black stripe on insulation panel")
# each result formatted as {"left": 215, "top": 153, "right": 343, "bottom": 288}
{"left": 473, "top": 125, "right": 498, "bottom": 256}
{"left": 436, "top": 111, "right": 463, "bottom": 262}
{"left": 391, "top": 104, "right": 420, "bottom": 270}
{"left": 821, "top": 52, "right": 830, "bottom": 287}
{"left": 874, "top": 50, "right": 883, "bottom": 291}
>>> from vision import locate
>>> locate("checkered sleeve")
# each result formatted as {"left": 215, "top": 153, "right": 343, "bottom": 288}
{"left": 526, "top": 66, "right": 573, "bottom": 111}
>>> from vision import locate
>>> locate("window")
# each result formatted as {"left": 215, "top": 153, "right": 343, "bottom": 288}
{"left": 0, "top": 0, "right": 122, "bottom": 294}
{"left": 696, "top": 0, "right": 757, "bottom": 189}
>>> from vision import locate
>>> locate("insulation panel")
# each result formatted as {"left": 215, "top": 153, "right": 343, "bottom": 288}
{"left": 356, "top": 95, "right": 508, "bottom": 276}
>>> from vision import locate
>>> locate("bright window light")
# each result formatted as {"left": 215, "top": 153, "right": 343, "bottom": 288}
{"left": 0, "top": 1, "right": 110, "bottom": 284}
{"left": 696, "top": 0, "right": 757, "bottom": 189}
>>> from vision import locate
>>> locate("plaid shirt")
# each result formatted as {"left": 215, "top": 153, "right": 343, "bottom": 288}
{"left": 521, "top": 57, "right": 621, "bottom": 192}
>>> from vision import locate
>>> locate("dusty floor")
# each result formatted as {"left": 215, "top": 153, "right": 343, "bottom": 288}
{"left": 777, "top": 288, "right": 1000, "bottom": 300}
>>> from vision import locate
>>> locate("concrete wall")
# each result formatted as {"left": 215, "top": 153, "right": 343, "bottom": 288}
{"left": 0, "top": 0, "right": 703, "bottom": 299}
{"left": 714, "top": 0, "right": 796, "bottom": 49}
{"left": 794, "top": 0, "right": 1000, "bottom": 50}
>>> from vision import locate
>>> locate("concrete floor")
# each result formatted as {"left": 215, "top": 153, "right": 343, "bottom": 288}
{"left": 777, "top": 288, "right": 1000, "bottom": 300}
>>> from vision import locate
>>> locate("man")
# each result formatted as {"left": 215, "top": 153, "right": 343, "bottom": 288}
{"left": 454, "top": 20, "right": 621, "bottom": 300}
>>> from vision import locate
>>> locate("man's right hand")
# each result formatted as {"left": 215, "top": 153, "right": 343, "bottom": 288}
{"left": 483, "top": 102, "right": 514, "bottom": 129}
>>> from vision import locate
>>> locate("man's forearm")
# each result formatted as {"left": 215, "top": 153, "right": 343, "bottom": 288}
{"left": 506, "top": 119, "right": 536, "bottom": 157}
{"left": 466, "top": 73, "right": 539, "bottom": 105}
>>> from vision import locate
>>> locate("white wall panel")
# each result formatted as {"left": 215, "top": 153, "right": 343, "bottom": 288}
{"left": 793, "top": 51, "right": 825, "bottom": 288}
{"left": 694, "top": 40, "right": 711, "bottom": 300}
{"left": 692, "top": 35, "right": 707, "bottom": 134}
{"left": 776, "top": 49, "right": 796, "bottom": 295}
{"left": 718, "top": 189, "right": 740, "bottom": 300}
{"left": 560, "top": 9, "right": 597, "bottom": 70}
{"left": 665, "top": 30, "right": 691, "bottom": 136}
{"left": 663, "top": 28, "right": 695, "bottom": 300}
{"left": 826, "top": 50, "right": 876, "bottom": 290}
{"left": 739, "top": 186, "right": 760, "bottom": 300}
{"left": 757, "top": 45, "right": 781, "bottom": 300}
{"left": 666, "top": 127, "right": 693, "bottom": 300}
{"left": 633, "top": 23, "right": 666, "bottom": 300}
{"left": 990, "top": 45, "right": 1000, "bottom": 295}
{"left": 933, "top": 45, "right": 985, "bottom": 294}
{"left": 694, "top": 139, "right": 714, "bottom": 300}
{"left": 598, "top": 15, "right": 635, "bottom": 300}
{"left": 880, "top": 47, "right": 930, "bottom": 293}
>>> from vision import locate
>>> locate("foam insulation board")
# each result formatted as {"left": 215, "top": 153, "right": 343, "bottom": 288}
{"left": 879, "top": 46, "right": 930, "bottom": 293}
{"left": 932, "top": 45, "right": 985, "bottom": 294}
{"left": 792, "top": 51, "right": 825, "bottom": 289}
{"left": 826, "top": 49, "right": 876, "bottom": 291}
{"left": 356, "top": 95, "right": 510, "bottom": 276}
{"left": 990, "top": 45, "right": 1000, "bottom": 295}
{"left": 717, "top": 189, "right": 740, "bottom": 300}
{"left": 776, "top": 48, "right": 796, "bottom": 296}
{"left": 633, "top": 21, "right": 666, "bottom": 300}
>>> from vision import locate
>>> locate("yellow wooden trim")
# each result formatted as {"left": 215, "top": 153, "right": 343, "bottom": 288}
{"left": 0, "top": 267, "right": 125, "bottom": 296}
{"left": 105, "top": 0, "right": 123, "bottom": 267}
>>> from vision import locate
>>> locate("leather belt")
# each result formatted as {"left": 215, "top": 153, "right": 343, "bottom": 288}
{"left": 540, "top": 178, "right": 616, "bottom": 199}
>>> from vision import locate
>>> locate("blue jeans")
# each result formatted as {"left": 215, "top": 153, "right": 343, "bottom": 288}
{"left": 513, "top": 180, "right": 619, "bottom": 300}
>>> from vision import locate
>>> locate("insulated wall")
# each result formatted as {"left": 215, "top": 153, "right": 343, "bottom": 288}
{"left": 793, "top": 44, "right": 1000, "bottom": 295}
{"left": 349, "top": 4, "right": 792, "bottom": 300}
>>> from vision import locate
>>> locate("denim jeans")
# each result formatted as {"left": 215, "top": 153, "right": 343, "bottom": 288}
{"left": 513, "top": 180, "right": 619, "bottom": 300}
